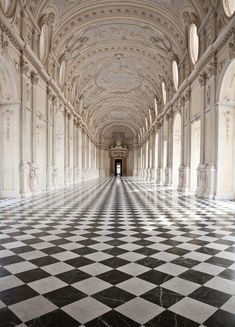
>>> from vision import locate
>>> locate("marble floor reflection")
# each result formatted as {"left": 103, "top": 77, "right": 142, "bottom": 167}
{"left": 0, "top": 177, "right": 235, "bottom": 326}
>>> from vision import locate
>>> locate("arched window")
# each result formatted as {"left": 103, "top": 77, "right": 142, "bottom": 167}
{"left": 154, "top": 98, "right": 158, "bottom": 117}
{"left": 145, "top": 116, "right": 148, "bottom": 130}
{"left": 172, "top": 60, "right": 179, "bottom": 91}
{"left": 39, "top": 24, "right": 49, "bottom": 64}
{"left": 59, "top": 59, "right": 66, "bottom": 88}
{"left": 149, "top": 109, "right": 152, "bottom": 124}
{"left": 189, "top": 23, "right": 199, "bottom": 65}
{"left": 161, "top": 82, "right": 167, "bottom": 106}
{"left": 1, "top": 0, "right": 16, "bottom": 17}
{"left": 223, "top": 0, "right": 235, "bottom": 17}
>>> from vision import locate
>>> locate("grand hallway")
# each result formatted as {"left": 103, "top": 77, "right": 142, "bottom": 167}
{"left": 0, "top": 178, "right": 235, "bottom": 326}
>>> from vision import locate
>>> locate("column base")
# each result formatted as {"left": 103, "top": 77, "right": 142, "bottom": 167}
{"left": 156, "top": 168, "right": 163, "bottom": 184}
{"left": 195, "top": 164, "right": 207, "bottom": 197}
{"left": 19, "top": 161, "right": 31, "bottom": 196}
{"left": 203, "top": 164, "right": 216, "bottom": 199}
{"left": 164, "top": 167, "right": 171, "bottom": 186}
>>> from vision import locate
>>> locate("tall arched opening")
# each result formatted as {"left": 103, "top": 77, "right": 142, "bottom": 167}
{"left": 172, "top": 113, "right": 181, "bottom": 187}
{"left": 217, "top": 59, "right": 235, "bottom": 199}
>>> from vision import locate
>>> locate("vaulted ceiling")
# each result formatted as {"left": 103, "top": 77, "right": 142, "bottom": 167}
{"left": 29, "top": 0, "right": 211, "bottom": 139}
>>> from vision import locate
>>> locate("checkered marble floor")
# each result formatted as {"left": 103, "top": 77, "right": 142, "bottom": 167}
{"left": 0, "top": 177, "right": 235, "bottom": 327}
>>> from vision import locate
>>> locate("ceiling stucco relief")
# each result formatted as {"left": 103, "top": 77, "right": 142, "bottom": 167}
{"left": 28, "top": 0, "right": 210, "bottom": 138}
{"left": 96, "top": 55, "right": 141, "bottom": 94}
{"left": 50, "top": 0, "right": 195, "bottom": 18}
{"left": 67, "top": 23, "right": 171, "bottom": 58}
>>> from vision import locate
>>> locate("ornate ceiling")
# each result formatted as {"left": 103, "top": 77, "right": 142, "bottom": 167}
{"left": 29, "top": 0, "right": 211, "bottom": 139}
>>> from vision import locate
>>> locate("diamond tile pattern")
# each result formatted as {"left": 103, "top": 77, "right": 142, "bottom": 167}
{"left": 0, "top": 177, "right": 235, "bottom": 326}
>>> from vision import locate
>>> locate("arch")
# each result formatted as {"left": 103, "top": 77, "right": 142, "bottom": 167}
{"left": 216, "top": 59, "right": 235, "bottom": 199}
{"left": 172, "top": 113, "right": 181, "bottom": 187}
{"left": 98, "top": 121, "right": 138, "bottom": 138}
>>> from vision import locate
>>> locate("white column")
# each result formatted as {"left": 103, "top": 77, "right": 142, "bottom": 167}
{"left": 30, "top": 71, "right": 39, "bottom": 193}
{"left": 19, "top": 58, "right": 31, "bottom": 196}
{"left": 64, "top": 110, "right": 69, "bottom": 185}
{"left": 150, "top": 132, "right": 156, "bottom": 180}
{"left": 46, "top": 88, "right": 54, "bottom": 191}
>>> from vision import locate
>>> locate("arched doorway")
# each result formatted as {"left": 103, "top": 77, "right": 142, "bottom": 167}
{"left": 172, "top": 113, "right": 181, "bottom": 187}
{"left": 217, "top": 59, "right": 235, "bottom": 199}
{"left": 0, "top": 54, "right": 19, "bottom": 198}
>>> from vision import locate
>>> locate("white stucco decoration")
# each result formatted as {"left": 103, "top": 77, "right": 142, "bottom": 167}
{"left": 223, "top": 0, "right": 235, "bottom": 17}
{"left": 189, "top": 23, "right": 199, "bottom": 65}
{"left": 39, "top": 24, "right": 49, "bottom": 65}
{"left": 96, "top": 56, "right": 141, "bottom": 93}
{"left": 172, "top": 60, "right": 179, "bottom": 90}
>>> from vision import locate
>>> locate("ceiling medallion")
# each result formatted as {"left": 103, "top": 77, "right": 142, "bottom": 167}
{"left": 96, "top": 54, "right": 142, "bottom": 93}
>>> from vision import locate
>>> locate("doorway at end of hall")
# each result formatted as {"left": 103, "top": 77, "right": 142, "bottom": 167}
{"left": 115, "top": 159, "right": 122, "bottom": 176}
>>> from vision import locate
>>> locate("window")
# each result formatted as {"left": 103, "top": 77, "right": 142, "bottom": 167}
{"left": 39, "top": 24, "right": 49, "bottom": 64}
{"left": 189, "top": 23, "right": 199, "bottom": 65}
{"left": 154, "top": 98, "right": 158, "bottom": 116}
{"left": 1, "top": 0, "right": 16, "bottom": 17}
{"left": 223, "top": 0, "right": 235, "bottom": 17}
{"left": 161, "top": 81, "right": 167, "bottom": 106}
{"left": 59, "top": 59, "right": 66, "bottom": 88}
{"left": 172, "top": 60, "right": 179, "bottom": 90}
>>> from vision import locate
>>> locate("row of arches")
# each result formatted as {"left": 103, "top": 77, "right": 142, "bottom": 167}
{"left": 137, "top": 59, "right": 235, "bottom": 200}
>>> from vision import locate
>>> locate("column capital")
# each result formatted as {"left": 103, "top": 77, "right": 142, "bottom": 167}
{"left": 20, "top": 57, "right": 30, "bottom": 75}
{"left": 31, "top": 71, "right": 39, "bottom": 85}
{"left": 199, "top": 72, "right": 207, "bottom": 87}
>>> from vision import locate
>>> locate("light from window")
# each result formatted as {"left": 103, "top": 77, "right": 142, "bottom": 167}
{"left": 59, "top": 60, "right": 66, "bottom": 88}
{"left": 39, "top": 24, "right": 49, "bottom": 64}
{"left": 154, "top": 98, "right": 158, "bottom": 116}
{"left": 189, "top": 23, "right": 199, "bottom": 65}
{"left": 1, "top": 0, "right": 16, "bottom": 17}
{"left": 223, "top": 0, "right": 235, "bottom": 17}
{"left": 172, "top": 60, "right": 179, "bottom": 90}
{"left": 161, "top": 82, "right": 167, "bottom": 106}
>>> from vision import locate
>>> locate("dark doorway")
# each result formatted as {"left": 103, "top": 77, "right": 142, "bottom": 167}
{"left": 115, "top": 159, "right": 122, "bottom": 176}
